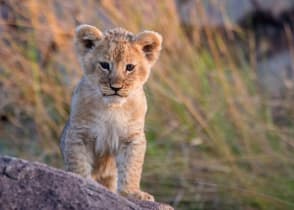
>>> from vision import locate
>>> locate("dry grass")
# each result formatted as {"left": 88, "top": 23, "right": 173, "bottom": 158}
{"left": 0, "top": 1, "right": 293, "bottom": 209}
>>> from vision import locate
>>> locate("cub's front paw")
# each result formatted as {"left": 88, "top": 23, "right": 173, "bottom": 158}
{"left": 121, "top": 190, "right": 155, "bottom": 201}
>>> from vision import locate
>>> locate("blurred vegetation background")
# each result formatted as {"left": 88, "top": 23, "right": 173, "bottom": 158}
{"left": 0, "top": 0, "right": 293, "bottom": 209}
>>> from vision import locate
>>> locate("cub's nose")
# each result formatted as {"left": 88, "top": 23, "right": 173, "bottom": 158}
{"left": 110, "top": 84, "right": 123, "bottom": 92}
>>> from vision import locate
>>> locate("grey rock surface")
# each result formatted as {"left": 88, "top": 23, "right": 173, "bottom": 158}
{"left": 258, "top": 50, "right": 294, "bottom": 96}
{"left": 175, "top": 0, "right": 294, "bottom": 28}
{"left": 0, "top": 156, "right": 173, "bottom": 210}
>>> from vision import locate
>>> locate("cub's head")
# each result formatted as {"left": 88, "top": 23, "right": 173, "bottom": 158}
{"left": 75, "top": 24, "right": 162, "bottom": 105}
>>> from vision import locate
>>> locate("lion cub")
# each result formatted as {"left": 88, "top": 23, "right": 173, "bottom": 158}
{"left": 60, "top": 24, "right": 162, "bottom": 201}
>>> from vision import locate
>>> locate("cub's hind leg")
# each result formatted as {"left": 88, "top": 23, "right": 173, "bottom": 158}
{"left": 92, "top": 155, "right": 118, "bottom": 193}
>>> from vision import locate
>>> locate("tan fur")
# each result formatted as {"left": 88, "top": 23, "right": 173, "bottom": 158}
{"left": 60, "top": 24, "right": 162, "bottom": 201}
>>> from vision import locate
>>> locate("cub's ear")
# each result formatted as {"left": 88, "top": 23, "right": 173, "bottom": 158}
{"left": 75, "top": 24, "right": 103, "bottom": 54}
{"left": 134, "top": 31, "right": 162, "bottom": 64}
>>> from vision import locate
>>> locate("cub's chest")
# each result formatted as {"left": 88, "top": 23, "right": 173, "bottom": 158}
{"left": 90, "top": 108, "right": 131, "bottom": 155}
{"left": 89, "top": 108, "right": 132, "bottom": 141}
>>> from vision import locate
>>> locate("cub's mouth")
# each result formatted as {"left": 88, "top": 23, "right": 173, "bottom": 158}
{"left": 102, "top": 92, "right": 127, "bottom": 106}
{"left": 103, "top": 93, "right": 124, "bottom": 97}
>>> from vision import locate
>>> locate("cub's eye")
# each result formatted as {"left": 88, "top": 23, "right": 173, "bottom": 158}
{"left": 126, "top": 64, "right": 135, "bottom": 72}
{"left": 99, "top": 62, "right": 110, "bottom": 71}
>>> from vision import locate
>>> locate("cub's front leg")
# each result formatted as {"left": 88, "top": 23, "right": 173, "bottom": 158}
{"left": 61, "top": 127, "right": 93, "bottom": 179}
{"left": 116, "top": 133, "right": 154, "bottom": 201}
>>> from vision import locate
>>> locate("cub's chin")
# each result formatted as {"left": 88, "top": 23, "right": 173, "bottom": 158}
{"left": 102, "top": 95, "right": 127, "bottom": 107}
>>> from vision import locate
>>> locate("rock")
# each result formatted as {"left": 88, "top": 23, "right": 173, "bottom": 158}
{"left": 0, "top": 156, "right": 173, "bottom": 210}
{"left": 253, "top": 0, "right": 294, "bottom": 16}
{"left": 175, "top": 0, "right": 252, "bottom": 28}
{"left": 174, "top": 0, "right": 294, "bottom": 28}
{"left": 258, "top": 50, "right": 294, "bottom": 97}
